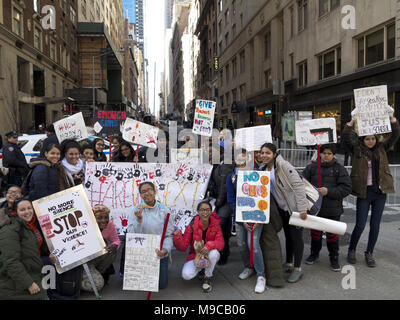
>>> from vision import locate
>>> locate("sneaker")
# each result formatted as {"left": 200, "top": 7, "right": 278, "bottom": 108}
{"left": 365, "top": 252, "right": 376, "bottom": 268}
{"left": 305, "top": 253, "right": 319, "bottom": 265}
{"left": 347, "top": 250, "right": 357, "bottom": 264}
{"left": 197, "top": 269, "right": 205, "bottom": 281}
{"left": 231, "top": 224, "right": 237, "bottom": 236}
{"left": 202, "top": 277, "right": 212, "bottom": 293}
{"left": 287, "top": 269, "right": 303, "bottom": 283}
{"left": 283, "top": 263, "right": 294, "bottom": 273}
{"left": 330, "top": 256, "right": 341, "bottom": 272}
{"left": 238, "top": 267, "right": 255, "bottom": 280}
{"left": 255, "top": 276, "right": 266, "bottom": 294}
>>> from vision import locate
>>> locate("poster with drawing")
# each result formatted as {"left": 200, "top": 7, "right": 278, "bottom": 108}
{"left": 282, "top": 113, "right": 296, "bottom": 141}
{"left": 234, "top": 125, "right": 273, "bottom": 151}
{"left": 235, "top": 171, "right": 271, "bottom": 224}
{"left": 353, "top": 85, "right": 392, "bottom": 136}
{"left": 122, "top": 118, "right": 159, "bottom": 148}
{"left": 295, "top": 118, "right": 337, "bottom": 146}
{"left": 84, "top": 162, "right": 213, "bottom": 234}
{"left": 54, "top": 112, "right": 88, "bottom": 143}
{"left": 192, "top": 99, "right": 216, "bottom": 137}
{"left": 123, "top": 233, "right": 161, "bottom": 292}
{"left": 170, "top": 148, "right": 203, "bottom": 165}
{"left": 32, "top": 185, "right": 107, "bottom": 274}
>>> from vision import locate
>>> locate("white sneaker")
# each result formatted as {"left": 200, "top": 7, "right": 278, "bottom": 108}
{"left": 238, "top": 268, "right": 255, "bottom": 280}
{"left": 255, "top": 276, "right": 266, "bottom": 294}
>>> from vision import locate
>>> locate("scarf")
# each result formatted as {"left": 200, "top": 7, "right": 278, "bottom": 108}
{"left": 25, "top": 215, "right": 43, "bottom": 256}
{"left": 62, "top": 158, "right": 84, "bottom": 175}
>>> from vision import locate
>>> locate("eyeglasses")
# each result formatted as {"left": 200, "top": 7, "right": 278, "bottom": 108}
{"left": 198, "top": 209, "right": 212, "bottom": 213}
{"left": 140, "top": 188, "right": 154, "bottom": 195}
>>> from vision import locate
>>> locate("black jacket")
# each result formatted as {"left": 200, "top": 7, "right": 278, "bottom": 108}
{"left": 302, "top": 159, "right": 352, "bottom": 217}
{"left": 2, "top": 142, "right": 28, "bottom": 174}
{"left": 40, "top": 133, "right": 59, "bottom": 157}
{"left": 209, "top": 163, "right": 234, "bottom": 218}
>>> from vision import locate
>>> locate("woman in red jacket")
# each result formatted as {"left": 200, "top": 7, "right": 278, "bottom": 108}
{"left": 173, "top": 201, "right": 225, "bottom": 293}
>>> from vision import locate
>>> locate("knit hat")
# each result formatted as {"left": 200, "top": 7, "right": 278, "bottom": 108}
{"left": 92, "top": 204, "right": 110, "bottom": 216}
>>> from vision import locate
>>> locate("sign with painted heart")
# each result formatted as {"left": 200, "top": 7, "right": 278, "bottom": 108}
{"left": 295, "top": 118, "right": 337, "bottom": 146}
{"left": 235, "top": 170, "right": 271, "bottom": 224}
{"left": 122, "top": 118, "right": 159, "bottom": 149}
{"left": 84, "top": 162, "right": 213, "bottom": 234}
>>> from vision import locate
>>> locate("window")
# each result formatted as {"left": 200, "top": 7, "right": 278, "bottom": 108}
{"left": 289, "top": 6, "right": 294, "bottom": 38}
{"left": 71, "top": 34, "right": 77, "bottom": 52}
{"left": 219, "top": 41, "right": 222, "bottom": 54}
{"left": 225, "top": 9, "right": 229, "bottom": 25}
{"left": 219, "top": 0, "right": 223, "bottom": 12}
{"left": 225, "top": 92, "right": 230, "bottom": 108}
{"left": 318, "top": 46, "right": 341, "bottom": 80}
{"left": 290, "top": 53, "right": 294, "bottom": 78}
{"left": 70, "top": 6, "right": 76, "bottom": 25}
{"left": 218, "top": 20, "right": 222, "bottom": 35}
{"left": 64, "top": 25, "right": 68, "bottom": 43}
{"left": 232, "top": 0, "right": 236, "bottom": 15}
{"left": 240, "top": 13, "right": 243, "bottom": 28}
{"left": 220, "top": 70, "right": 223, "bottom": 86}
{"left": 298, "top": 60, "right": 308, "bottom": 87}
{"left": 34, "top": 26, "right": 41, "bottom": 50}
{"left": 232, "top": 88, "right": 237, "bottom": 102}
{"left": 226, "top": 64, "right": 230, "bottom": 83}
{"left": 358, "top": 23, "right": 395, "bottom": 68}
{"left": 239, "top": 84, "right": 246, "bottom": 100}
{"left": 232, "top": 24, "right": 236, "bottom": 39}
{"left": 319, "top": 0, "right": 339, "bottom": 17}
{"left": 232, "top": 57, "right": 237, "bottom": 78}
{"left": 240, "top": 50, "right": 245, "bottom": 73}
{"left": 264, "top": 30, "right": 271, "bottom": 59}
{"left": 225, "top": 32, "right": 229, "bottom": 47}
{"left": 12, "top": 7, "right": 22, "bottom": 37}
{"left": 52, "top": 75, "right": 57, "bottom": 97}
{"left": 34, "top": 0, "right": 40, "bottom": 13}
{"left": 264, "top": 69, "right": 272, "bottom": 89}
{"left": 220, "top": 95, "right": 224, "bottom": 109}
{"left": 298, "top": 0, "right": 307, "bottom": 31}
{"left": 50, "top": 40, "right": 56, "bottom": 60}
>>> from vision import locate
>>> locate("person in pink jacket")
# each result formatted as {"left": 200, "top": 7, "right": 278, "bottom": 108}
{"left": 173, "top": 201, "right": 225, "bottom": 293}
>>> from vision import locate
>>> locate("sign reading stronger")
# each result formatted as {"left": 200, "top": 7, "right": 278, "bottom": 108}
{"left": 94, "top": 110, "right": 127, "bottom": 134}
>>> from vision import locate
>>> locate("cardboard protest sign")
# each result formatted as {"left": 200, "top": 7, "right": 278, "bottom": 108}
{"left": 32, "top": 185, "right": 107, "bottom": 273}
{"left": 192, "top": 99, "right": 216, "bottom": 137}
{"left": 235, "top": 171, "right": 271, "bottom": 224}
{"left": 234, "top": 125, "right": 273, "bottom": 152}
{"left": 282, "top": 113, "right": 295, "bottom": 141}
{"left": 295, "top": 118, "right": 337, "bottom": 146}
{"left": 122, "top": 118, "right": 159, "bottom": 149}
{"left": 123, "top": 233, "right": 161, "bottom": 292}
{"left": 54, "top": 112, "right": 88, "bottom": 143}
{"left": 170, "top": 148, "right": 203, "bottom": 165}
{"left": 354, "top": 85, "right": 392, "bottom": 136}
{"left": 84, "top": 162, "right": 212, "bottom": 234}
{"left": 94, "top": 110, "right": 127, "bottom": 135}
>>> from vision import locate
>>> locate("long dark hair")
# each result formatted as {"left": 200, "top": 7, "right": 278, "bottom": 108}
{"left": 358, "top": 135, "right": 381, "bottom": 161}
{"left": 60, "top": 139, "right": 81, "bottom": 159}
{"left": 115, "top": 141, "right": 134, "bottom": 162}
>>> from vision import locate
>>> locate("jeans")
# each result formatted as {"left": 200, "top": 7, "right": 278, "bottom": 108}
{"left": 159, "top": 257, "right": 168, "bottom": 289}
{"left": 236, "top": 223, "right": 265, "bottom": 277}
{"left": 181, "top": 250, "right": 220, "bottom": 279}
{"left": 349, "top": 186, "right": 387, "bottom": 254}
{"left": 219, "top": 215, "right": 232, "bottom": 260}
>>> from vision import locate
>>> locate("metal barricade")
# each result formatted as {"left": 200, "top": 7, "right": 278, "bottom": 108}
{"left": 278, "top": 148, "right": 316, "bottom": 168}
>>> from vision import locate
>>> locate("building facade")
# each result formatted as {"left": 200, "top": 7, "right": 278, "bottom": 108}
{"left": 0, "top": 0, "right": 79, "bottom": 135}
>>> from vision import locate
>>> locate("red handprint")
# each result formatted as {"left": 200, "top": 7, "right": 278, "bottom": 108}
{"left": 120, "top": 213, "right": 129, "bottom": 228}
{"left": 176, "top": 164, "right": 188, "bottom": 176}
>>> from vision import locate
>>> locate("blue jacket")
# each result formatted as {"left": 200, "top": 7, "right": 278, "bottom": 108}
{"left": 28, "top": 160, "right": 62, "bottom": 201}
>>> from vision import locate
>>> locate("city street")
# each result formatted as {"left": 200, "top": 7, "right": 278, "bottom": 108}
{"left": 80, "top": 208, "right": 400, "bottom": 300}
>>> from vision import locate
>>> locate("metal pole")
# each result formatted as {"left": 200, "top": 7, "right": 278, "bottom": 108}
{"left": 83, "top": 263, "right": 102, "bottom": 300}
{"left": 92, "top": 55, "right": 95, "bottom": 120}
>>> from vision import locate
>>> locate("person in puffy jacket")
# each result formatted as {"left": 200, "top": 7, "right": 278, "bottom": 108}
{"left": 173, "top": 201, "right": 224, "bottom": 293}
{"left": 302, "top": 144, "right": 352, "bottom": 271}
{"left": 28, "top": 144, "right": 71, "bottom": 202}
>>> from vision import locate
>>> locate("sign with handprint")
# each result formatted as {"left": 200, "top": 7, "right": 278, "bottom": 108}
{"left": 84, "top": 162, "right": 213, "bottom": 234}
{"left": 353, "top": 85, "right": 392, "bottom": 136}
{"left": 54, "top": 112, "right": 88, "bottom": 143}
{"left": 122, "top": 118, "right": 159, "bottom": 149}
{"left": 32, "top": 185, "right": 107, "bottom": 273}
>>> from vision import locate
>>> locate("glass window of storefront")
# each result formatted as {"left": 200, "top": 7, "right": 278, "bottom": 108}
{"left": 314, "top": 103, "right": 341, "bottom": 137}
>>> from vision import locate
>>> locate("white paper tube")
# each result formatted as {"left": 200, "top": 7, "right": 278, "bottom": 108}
{"left": 289, "top": 212, "right": 347, "bottom": 235}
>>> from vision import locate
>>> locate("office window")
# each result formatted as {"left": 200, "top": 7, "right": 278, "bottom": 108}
{"left": 50, "top": 40, "right": 56, "bottom": 60}
{"left": 52, "top": 75, "right": 57, "bottom": 97}
{"left": 34, "top": 26, "right": 41, "bottom": 50}
{"left": 232, "top": 57, "right": 237, "bottom": 78}
{"left": 264, "top": 30, "right": 271, "bottom": 59}
{"left": 289, "top": 6, "right": 294, "bottom": 38}
{"left": 319, "top": 0, "right": 339, "bottom": 17}
{"left": 232, "top": 88, "right": 237, "bottom": 102}
{"left": 64, "top": 25, "right": 68, "bottom": 44}
{"left": 290, "top": 53, "right": 294, "bottom": 78}
{"left": 298, "top": 60, "right": 308, "bottom": 87}
{"left": 226, "top": 64, "right": 230, "bottom": 83}
{"left": 232, "top": 24, "right": 236, "bottom": 39}
{"left": 240, "top": 50, "right": 245, "bottom": 73}
{"left": 264, "top": 69, "right": 272, "bottom": 89}
{"left": 220, "top": 70, "right": 223, "bottom": 86}
{"left": 358, "top": 23, "right": 394, "bottom": 68}
{"left": 239, "top": 84, "right": 246, "bottom": 100}
{"left": 225, "top": 92, "right": 230, "bottom": 108}
{"left": 298, "top": 0, "right": 307, "bottom": 31}
{"left": 12, "top": 7, "right": 22, "bottom": 37}
{"left": 318, "top": 47, "right": 341, "bottom": 80}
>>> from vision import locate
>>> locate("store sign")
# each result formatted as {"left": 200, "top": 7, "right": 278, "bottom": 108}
{"left": 94, "top": 110, "right": 127, "bottom": 135}
{"left": 265, "top": 110, "right": 272, "bottom": 115}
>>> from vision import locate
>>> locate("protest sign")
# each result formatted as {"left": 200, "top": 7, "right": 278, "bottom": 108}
{"left": 235, "top": 171, "right": 271, "bottom": 224}
{"left": 123, "top": 233, "right": 161, "bottom": 292}
{"left": 54, "top": 112, "right": 88, "bottom": 143}
{"left": 289, "top": 212, "right": 347, "bottom": 235}
{"left": 84, "top": 162, "right": 212, "bottom": 234}
{"left": 234, "top": 125, "right": 272, "bottom": 152}
{"left": 282, "top": 113, "right": 296, "bottom": 141}
{"left": 122, "top": 118, "right": 159, "bottom": 149}
{"left": 94, "top": 110, "right": 127, "bottom": 135}
{"left": 295, "top": 118, "right": 337, "bottom": 146}
{"left": 192, "top": 99, "right": 216, "bottom": 137}
{"left": 32, "top": 185, "right": 106, "bottom": 274}
{"left": 354, "top": 85, "right": 391, "bottom": 136}
{"left": 170, "top": 148, "right": 203, "bottom": 165}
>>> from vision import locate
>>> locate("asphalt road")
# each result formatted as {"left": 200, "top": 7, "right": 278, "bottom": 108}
{"left": 80, "top": 208, "right": 400, "bottom": 301}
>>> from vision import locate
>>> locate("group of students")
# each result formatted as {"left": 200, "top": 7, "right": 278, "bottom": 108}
{"left": 0, "top": 114, "right": 399, "bottom": 299}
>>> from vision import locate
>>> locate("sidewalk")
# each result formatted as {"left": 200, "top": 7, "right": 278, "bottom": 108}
{"left": 79, "top": 209, "right": 400, "bottom": 300}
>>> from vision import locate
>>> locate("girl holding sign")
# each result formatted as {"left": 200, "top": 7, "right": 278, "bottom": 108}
{"left": 226, "top": 149, "right": 267, "bottom": 294}
{"left": 343, "top": 116, "right": 400, "bottom": 267}
{"left": 259, "top": 143, "right": 308, "bottom": 283}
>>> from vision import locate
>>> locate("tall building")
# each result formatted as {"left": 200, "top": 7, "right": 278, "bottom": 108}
{"left": 165, "top": 0, "right": 173, "bottom": 28}
{"left": 122, "top": 0, "right": 136, "bottom": 23}
{"left": 135, "top": 0, "right": 144, "bottom": 54}
{"left": 0, "top": 0, "right": 79, "bottom": 135}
